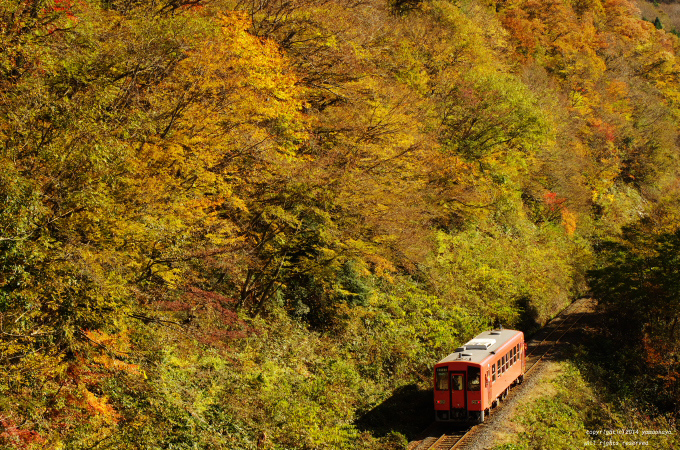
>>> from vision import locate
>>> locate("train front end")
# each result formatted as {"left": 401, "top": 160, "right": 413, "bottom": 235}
{"left": 434, "top": 361, "right": 484, "bottom": 422}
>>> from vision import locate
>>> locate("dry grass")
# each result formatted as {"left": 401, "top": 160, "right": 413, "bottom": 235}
{"left": 488, "top": 361, "right": 563, "bottom": 447}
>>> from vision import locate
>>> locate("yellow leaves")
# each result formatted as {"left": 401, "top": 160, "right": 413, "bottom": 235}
{"left": 561, "top": 208, "right": 578, "bottom": 236}
{"left": 84, "top": 329, "right": 140, "bottom": 375}
{"left": 178, "top": 11, "right": 303, "bottom": 123}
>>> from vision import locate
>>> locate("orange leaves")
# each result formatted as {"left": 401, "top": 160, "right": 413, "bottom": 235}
{"left": 500, "top": 2, "right": 548, "bottom": 56}
{"left": 543, "top": 191, "right": 578, "bottom": 235}
{"left": 501, "top": 0, "right": 607, "bottom": 83}
{"left": 83, "top": 388, "right": 121, "bottom": 424}
{"left": 83, "top": 329, "right": 140, "bottom": 375}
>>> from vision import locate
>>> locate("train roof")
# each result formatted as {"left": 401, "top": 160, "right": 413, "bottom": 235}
{"left": 436, "top": 329, "right": 523, "bottom": 365}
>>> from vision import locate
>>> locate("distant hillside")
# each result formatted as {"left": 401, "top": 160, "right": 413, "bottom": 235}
{"left": 637, "top": 0, "right": 680, "bottom": 32}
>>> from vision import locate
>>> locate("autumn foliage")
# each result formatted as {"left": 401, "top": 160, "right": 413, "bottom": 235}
{"left": 1, "top": 0, "right": 680, "bottom": 447}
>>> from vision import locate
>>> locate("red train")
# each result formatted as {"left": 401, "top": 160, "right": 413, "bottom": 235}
{"left": 434, "top": 329, "right": 525, "bottom": 422}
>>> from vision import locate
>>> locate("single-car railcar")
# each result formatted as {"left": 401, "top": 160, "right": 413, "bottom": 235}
{"left": 434, "top": 329, "right": 525, "bottom": 423}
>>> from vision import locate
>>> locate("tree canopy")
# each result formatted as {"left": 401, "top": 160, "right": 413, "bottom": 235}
{"left": 2, "top": 0, "right": 680, "bottom": 447}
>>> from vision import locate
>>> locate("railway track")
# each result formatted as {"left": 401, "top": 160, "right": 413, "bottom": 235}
{"left": 407, "top": 298, "right": 594, "bottom": 450}
{"left": 524, "top": 298, "right": 594, "bottom": 374}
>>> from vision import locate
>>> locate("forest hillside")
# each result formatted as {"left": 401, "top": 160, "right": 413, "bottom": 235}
{"left": 1, "top": 0, "right": 680, "bottom": 448}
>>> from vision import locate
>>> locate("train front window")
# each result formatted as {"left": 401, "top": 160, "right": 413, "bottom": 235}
{"left": 452, "top": 374, "right": 463, "bottom": 391}
{"left": 436, "top": 367, "right": 449, "bottom": 390}
{"left": 467, "top": 367, "right": 481, "bottom": 391}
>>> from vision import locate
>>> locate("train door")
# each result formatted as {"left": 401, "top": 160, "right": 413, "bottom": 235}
{"left": 466, "top": 366, "right": 481, "bottom": 411}
{"left": 487, "top": 366, "right": 492, "bottom": 405}
{"left": 450, "top": 372, "right": 466, "bottom": 409}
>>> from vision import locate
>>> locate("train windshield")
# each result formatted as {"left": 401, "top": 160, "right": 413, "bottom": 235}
{"left": 467, "top": 366, "right": 481, "bottom": 391}
{"left": 436, "top": 367, "right": 449, "bottom": 390}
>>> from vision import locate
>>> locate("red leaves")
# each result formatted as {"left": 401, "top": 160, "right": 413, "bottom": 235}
{"left": 150, "top": 286, "right": 256, "bottom": 347}
{"left": 543, "top": 192, "right": 577, "bottom": 235}
{"left": 0, "top": 417, "right": 44, "bottom": 449}
{"left": 543, "top": 191, "right": 567, "bottom": 212}
{"left": 589, "top": 118, "right": 618, "bottom": 143}
{"left": 185, "top": 287, "right": 256, "bottom": 343}
{"left": 642, "top": 335, "right": 680, "bottom": 391}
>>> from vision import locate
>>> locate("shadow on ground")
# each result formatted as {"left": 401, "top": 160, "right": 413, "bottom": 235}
{"left": 355, "top": 383, "right": 433, "bottom": 440}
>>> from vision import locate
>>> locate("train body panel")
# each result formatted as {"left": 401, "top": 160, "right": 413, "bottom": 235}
{"left": 434, "top": 329, "right": 525, "bottom": 422}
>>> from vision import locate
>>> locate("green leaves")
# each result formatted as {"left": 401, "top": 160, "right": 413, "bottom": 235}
{"left": 437, "top": 71, "right": 547, "bottom": 161}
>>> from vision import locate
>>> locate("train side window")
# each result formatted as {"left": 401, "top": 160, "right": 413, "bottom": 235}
{"left": 492, "top": 364, "right": 496, "bottom": 382}
{"left": 436, "top": 367, "right": 449, "bottom": 390}
{"left": 467, "top": 366, "right": 481, "bottom": 391}
{"left": 497, "top": 360, "right": 501, "bottom": 375}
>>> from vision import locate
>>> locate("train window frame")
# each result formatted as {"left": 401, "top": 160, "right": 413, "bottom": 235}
{"left": 436, "top": 367, "right": 449, "bottom": 391}
{"left": 467, "top": 366, "right": 481, "bottom": 391}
